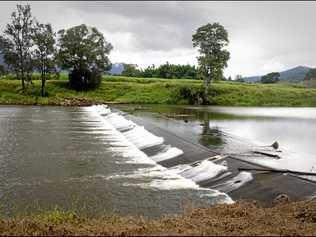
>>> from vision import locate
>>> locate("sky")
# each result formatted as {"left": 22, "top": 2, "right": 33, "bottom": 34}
{"left": 0, "top": 1, "right": 316, "bottom": 78}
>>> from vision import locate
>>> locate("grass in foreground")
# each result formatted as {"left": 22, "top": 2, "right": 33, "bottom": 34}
{"left": 0, "top": 200, "right": 315, "bottom": 235}
{"left": 1, "top": 76, "right": 316, "bottom": 106}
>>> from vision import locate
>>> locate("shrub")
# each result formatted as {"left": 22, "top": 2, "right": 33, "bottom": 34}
{"left": 174, "top": 86, "right": 205, "bottom": 104}
{"left": 69, "top": 68, "right": 101, "bottom": 91}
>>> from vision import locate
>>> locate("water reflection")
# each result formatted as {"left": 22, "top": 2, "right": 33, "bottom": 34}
{"left": 199, "top": 112, "right": 225, "bottom": 148}
{"left": 115, "top": 104, "right": 316, "bottom": 173}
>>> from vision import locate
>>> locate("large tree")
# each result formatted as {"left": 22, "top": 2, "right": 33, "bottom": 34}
{"left": 192, "top": 23, "right": 230, "bottom": 103}
{"left": 57, "top": 24, "right": 113, "bottom": 90}
{"left": 0, "top": 4, "right": 35, "bottom": 90}
{"left": 32, "top": 22, "right": 56, "bottom": 97}
{"left": 121, "top": 63, "right": 140, "bottom": 77}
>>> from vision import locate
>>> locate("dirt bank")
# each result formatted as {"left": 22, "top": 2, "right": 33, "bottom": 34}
{"left": 0, "top": 200, "right": 315, "bottom": 236}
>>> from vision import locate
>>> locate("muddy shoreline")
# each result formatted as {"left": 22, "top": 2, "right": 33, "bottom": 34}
{"left": 0, "top": 200, "right": 315, "bottom": 236}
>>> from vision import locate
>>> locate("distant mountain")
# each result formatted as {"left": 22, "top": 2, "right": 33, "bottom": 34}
{"left": 243, "top": 66, "right": 312, "bottom": 83}
{"left": 109, "top": 63, "right": 124, "bottom": 75}
{"left": 1, "top": 54, "right": 127, "bottom": 75}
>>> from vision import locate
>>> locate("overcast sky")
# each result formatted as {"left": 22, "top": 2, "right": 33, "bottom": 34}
{"left": 1, "top": 1, "right": 316, "bottom": 77}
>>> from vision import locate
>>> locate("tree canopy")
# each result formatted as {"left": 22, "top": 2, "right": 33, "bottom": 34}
{"left": 1, "top": 4, "right": 35, "bottom": 90}
{"left": 192, "top": 23, "right": 230, "bottom": 103}
{"left": 32, "top": 22, "right": 56, "bottom": 96}
{"left": 57, "top": 24, "right": 113, "bottom": 90}
{"left": 304, "top": 68, "right": 316, "bottom": 81}
{"left": 57, "top": 24, "right": 113, "bottom": 72}
{"left": 121, "top": 62, "right": 199, "bottom": 79}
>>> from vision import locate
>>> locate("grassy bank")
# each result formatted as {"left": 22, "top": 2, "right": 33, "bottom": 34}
{"left": 0, "top": 200, "right": 315, "bottom": 235}
{"left": 1, "top": 76, "right": 316, "bottom": 106}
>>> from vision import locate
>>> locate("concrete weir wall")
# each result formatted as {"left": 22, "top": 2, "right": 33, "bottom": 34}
{"left": 92, "top": 105, "right": 316, "bottom": 206}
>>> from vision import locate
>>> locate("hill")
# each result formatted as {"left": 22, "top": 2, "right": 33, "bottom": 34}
{"left": 243, "top": 66, "right": 312, "bottom": 83}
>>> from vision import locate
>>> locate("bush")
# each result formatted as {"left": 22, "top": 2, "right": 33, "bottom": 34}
{"left": 174, "top": 86, "right": 205, "bottom": 104}
{"left": 0, "top": 65, "right": 6, "bottom": 76}
{"left": 69, "top": 68, "right": 101, "bottom": 91}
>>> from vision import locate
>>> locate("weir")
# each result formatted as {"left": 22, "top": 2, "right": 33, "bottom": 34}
{"left": 90, "top": 105, "right": 316, "bottom": 206}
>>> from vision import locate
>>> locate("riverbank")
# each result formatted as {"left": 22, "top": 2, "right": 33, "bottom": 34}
{"left": 0, "top": 200, "right": 315, "bottom": 236}
{"left": 1, "top": 76, "right": 316, "bottom": 106}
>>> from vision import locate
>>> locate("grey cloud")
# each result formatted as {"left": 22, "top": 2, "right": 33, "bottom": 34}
{"left": 1, "top": 1, "right": 316, "bottom": 76}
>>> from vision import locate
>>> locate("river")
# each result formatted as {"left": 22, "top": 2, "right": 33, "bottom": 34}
{"left": 0, "top": 104, "right": 315, "bottom": 217}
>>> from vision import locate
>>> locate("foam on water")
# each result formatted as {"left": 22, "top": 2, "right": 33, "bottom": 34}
{"left": 84, "top": 105, "right": 234, "bottom": 203}
{"left": 180, "top": 160, "right": 228, "bottom": 183}
{"left": 108, "top": 165, "right": 201, "bottom": 191}
{"left": 122, "top": 125, "right": 164, "bottom": 150}
{"left": 84, "top": 106, "right": 155, "bottom": 165}
{"left": 93, "top": 104, "right": 111, "bottom": 115}
{"left": 104, "top": 112, "right": 136, "bottom": 131}
{"left": 211, "top": 171, "right": 253, "bottom": 193}
{"left": 150, "top": 145, "right": 184, "bottom": 162}
{"left": 168, "top": 164, "right": 192, "bottom": 174}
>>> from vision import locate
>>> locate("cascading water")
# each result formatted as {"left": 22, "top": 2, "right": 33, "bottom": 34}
{"left": 84, "top": 104, "right": 238, "bottom": 203}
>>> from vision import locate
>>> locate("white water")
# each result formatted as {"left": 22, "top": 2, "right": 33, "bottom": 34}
{"left": 84, "top": 106, "right": 155, "bottom": 165}
{"left": 211, "top": 171, "right": 253, "bottom": 193}
{"left": 150, "top": 146, "right": 184, "bottom": 162}
{"left": 180, "top": 160, "right": 228, "bottom": 183}
{"left": 122, "top": 125, "right": 164, "bottom": 150}
{"left": 104, "top": 112, "right": 136, "bottom": 131}
{"left": 85, "top": 105, "right": 234, "bottom": 203}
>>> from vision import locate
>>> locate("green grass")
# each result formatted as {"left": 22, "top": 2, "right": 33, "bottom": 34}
{"left": 1, "top": 75, "right": 316, "bottom": 106}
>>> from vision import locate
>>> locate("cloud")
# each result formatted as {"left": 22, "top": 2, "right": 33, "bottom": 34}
{"left": 1, "top": 1, "right": 316, "bottom": 77}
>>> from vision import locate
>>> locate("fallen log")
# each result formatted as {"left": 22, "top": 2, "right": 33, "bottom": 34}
{"left": 238, "top": 167, "right": 316, "bottom": 176}
{"left": 252, "top": 151, "right": 281, "bottom": 159}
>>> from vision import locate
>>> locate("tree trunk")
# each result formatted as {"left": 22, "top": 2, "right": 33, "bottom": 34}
{"left": 20, "top": 50, "right": 25, "bottom": 91}
{"left": 41, "top": 70, "right": 45, "bottom": 97}
{"left": 203, "top": 71, "right": 211, "bottom": 104}
{"left": 202, "top": 112, "right": 210, "bottom": 135}
{"left": 204, "top": 80, "right": 209, "bottom": 103}
{"left": 21, "top": 70, "right": 25, "bottom": 91}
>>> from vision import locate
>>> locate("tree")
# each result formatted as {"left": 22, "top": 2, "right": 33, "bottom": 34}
{"left": 32, "top": 22, "right": 56, "bottom": 97}
{"left": 192, "top": 23, "right": 230, "bottom": 103}
{"left": 261, "top": 72, "right": 280, "bottom": 84}
{"left": 235, "top": 74, "right": 244, "bottom": 82}
{"left": 121, "top": 63, "right": 140, "bottom": 77}
{"left": 1, "top": 4, "right": 35, "bottom": 90}
{"left": 303, "top": 68, "right": 316, "bottom": 88}
{"left": 304, "top": 68, "right": 316, "bottom": 81}
{"left": 0, "top": 65, "right": 5, "bottom": 76}
{"left": 57, "top": 24, "right": 113, "bottom": 90}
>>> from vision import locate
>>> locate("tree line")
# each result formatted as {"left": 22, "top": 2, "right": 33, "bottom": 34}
{"left": 0, "top": 4, "right": 231, "bottom": 104}
{"left": 121, "top": 62, "right": 200, "bottom": 79}
{"left": 0, "top": 4, "right": 112, "bottom": 96}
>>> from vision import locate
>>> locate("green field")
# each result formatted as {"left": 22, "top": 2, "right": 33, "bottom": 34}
{"left": 1, "top": 75, "right": 316, "bottom": 106}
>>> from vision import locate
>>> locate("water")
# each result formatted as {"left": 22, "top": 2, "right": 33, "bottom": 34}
{"left": 2, "top": 104, "right": 315, "bottom": 218}
{"left": 0, "top": 105, "right": 231, "bottom": 218}
{"left": 115, "top": 104, "right": 316, "bottom": 174}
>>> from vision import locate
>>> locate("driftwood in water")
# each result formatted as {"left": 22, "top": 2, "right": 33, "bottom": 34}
{"left": 238, "top": 167, "right": 316, "bottom": 176}
{"left": 252, "top": 151, "right": 281, "bottom": 159}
